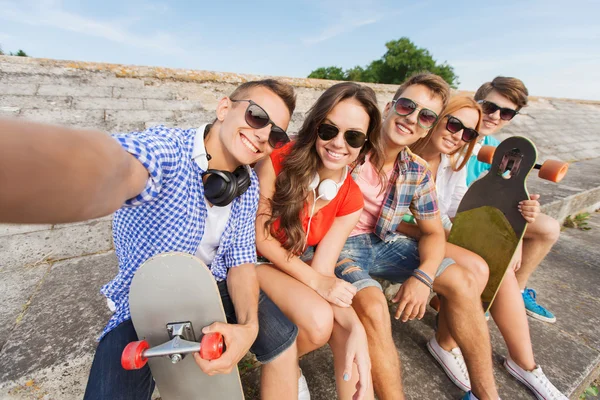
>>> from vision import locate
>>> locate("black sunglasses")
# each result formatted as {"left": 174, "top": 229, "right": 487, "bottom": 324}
{"left": 478, "top": 100, "right": 518, "bottom": 121}
{"left": 231, "top": 99, "right": 290, "bottom": 149}
{"left": 391, "top": 97, "right": 439, "bottom": 129}
{"left": 446, "top": 116, "right": 479, "bottom": 143}
{"left": 317, "top": 123, "right": 368, "bottom": 149}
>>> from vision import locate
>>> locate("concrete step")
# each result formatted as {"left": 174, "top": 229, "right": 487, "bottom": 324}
{"left": 530, "top": 157, "right": 600, "bottom": 222}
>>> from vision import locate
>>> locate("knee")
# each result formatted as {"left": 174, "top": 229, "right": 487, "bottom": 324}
{"left": 439, "top": 265, "right": 479, "bottom": 301}
{"left": 303, "top": 304, "right": 334, "bottom": 347}
{"left": 546, "top": 217, "right": 561, "bottom": 243}
{"left": 531, "top": 214, "right": 561, "bottom": 244}
{"left": 468, "top": 254, "right": 489, "bottom": 289}
{"left": 355, "top": 291, "right": 390, "bottom": 329}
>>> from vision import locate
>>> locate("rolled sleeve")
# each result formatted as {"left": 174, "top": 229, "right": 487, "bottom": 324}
{"left": 224, "top": 172, "right": 259, "bottom": 268}
{"left": 410, "top": 170, "right": 439, "bottom": 220}
{"left": 112, "top": 126, "right": 182, "bottom": 206}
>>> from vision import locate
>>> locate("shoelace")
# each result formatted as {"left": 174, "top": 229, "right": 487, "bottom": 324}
{"left": 533, "top": 368, "right": 562, "bottom": 399}
{"left": 525, "top": 289, "right": 547, "bottom": 313}
{"left": 452, "top": 350, "right": 469, "bottom": 379}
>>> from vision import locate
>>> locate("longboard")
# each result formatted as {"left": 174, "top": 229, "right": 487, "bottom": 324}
{"left": 448, "top": 136, "right": 568, "bottom": 311}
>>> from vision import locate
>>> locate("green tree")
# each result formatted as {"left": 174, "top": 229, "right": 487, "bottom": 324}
{"left": 308, "top": 37, "right": 459, "bottom": 88}
{"left": 0, "top": 45, "right": 4, "bottom": 55}
{"left": 14, "top": 49, "right": 28, "bottom": 57}
{"left": 308, "top": 66, "right": 346, "bottom": 80}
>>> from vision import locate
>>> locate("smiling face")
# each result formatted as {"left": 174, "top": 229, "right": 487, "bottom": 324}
{"left": 430, "top": 106, "right": 480, "bottom": 155}
{"left": 381, "top": 84, "right": 444, "bottom": 150}
{"left": 479, "top": 89, "right": 518, "bottom": 136}
{"left": 218, "top": 86, "right": 291, "bottom": 166}
{"left": 315, "top": 98, "right": 369, "bottom": 173}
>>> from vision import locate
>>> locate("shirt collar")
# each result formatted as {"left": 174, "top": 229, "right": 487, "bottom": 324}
{"left": 192, "top": 123, "right": 210, "bottom": 171}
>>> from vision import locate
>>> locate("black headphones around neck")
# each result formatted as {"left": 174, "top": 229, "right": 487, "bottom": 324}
{"left": 201, "top": 124, "right": 251, "bottom": 207}
{"left": 204, "top": 166, "right": 251, "bottom": 207}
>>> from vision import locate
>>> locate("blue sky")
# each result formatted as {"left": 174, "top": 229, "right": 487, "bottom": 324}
{"left": 1, "top": 0, "right": 599, "bottom": 100}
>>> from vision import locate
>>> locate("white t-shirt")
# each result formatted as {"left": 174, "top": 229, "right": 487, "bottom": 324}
{"left": 192, "top": 124, "right": 233, "bottom": 266}
{"left": 435, "top": 154, "right": 468, "bottom": 230}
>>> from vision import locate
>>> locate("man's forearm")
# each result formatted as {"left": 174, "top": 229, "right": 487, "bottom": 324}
{"left": 226, "top": 263, "right": 259, "bottom": 328}
{"left": 0, "top": 118, "right": 145, "bottom": 223}
{"left": 417, "top": 231, "right": 446, "bottom": 278}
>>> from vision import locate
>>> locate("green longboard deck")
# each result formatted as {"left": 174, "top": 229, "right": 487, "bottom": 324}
{"left": 448, "top": 206, "right": 520, "bottom": 308}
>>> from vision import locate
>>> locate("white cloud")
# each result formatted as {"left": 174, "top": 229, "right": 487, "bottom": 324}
{"left": 303, "top": 17, "right": 379, "bottom": 45}
{"left": 0, "top": 0, "right": 186, "bottom": 55}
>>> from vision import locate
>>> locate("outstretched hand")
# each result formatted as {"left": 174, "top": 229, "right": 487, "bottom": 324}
{"left": 193, "top": 321, "right": 258, "bottom": 376}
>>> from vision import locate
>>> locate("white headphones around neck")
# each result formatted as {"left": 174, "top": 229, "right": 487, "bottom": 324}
{"left": 304, "top": 166, "right": 349, "bottom": 250}
{"left": 307, "top": 166, "right": 349, "bottom": 201}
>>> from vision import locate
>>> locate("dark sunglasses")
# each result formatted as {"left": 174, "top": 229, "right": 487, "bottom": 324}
{"left": 231, "top": 99, "right": 290, "bottom": 149}
{"left": 477, "top": 100, "right": 518, "bottom": 121}
{"left": 446, "top": 116, "right": 479, "bottom": 143}
{"left": 391, "top": 97, "right": 439, "bottom": 129}
{"left": 317, "top": 123, "right": 368, "bottom": 149}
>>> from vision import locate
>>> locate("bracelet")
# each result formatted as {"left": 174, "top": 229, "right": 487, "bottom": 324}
{"left": 413, "top": 269, "right": 434, "bottom": 285}
{"left": 411, "top": 272, "right": 433, "bottom": 292}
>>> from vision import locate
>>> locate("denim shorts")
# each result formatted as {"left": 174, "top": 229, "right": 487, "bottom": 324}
{"left": 335, "top": 233, "right": 455, "bottom": 292}
{"left": 218, "top": 280, "right": 298, "bottom": 363}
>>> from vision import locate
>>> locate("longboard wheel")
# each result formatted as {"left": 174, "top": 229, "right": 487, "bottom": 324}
{"left": 121, "top": 340, "right": 150, "bottom": 370}
{"left": 477, "top": 146, "right": 495, "bottom": 164}
{"left": 538, "top": 160, "right": 569, "bottom": 182}
{"left": 200, "top": 332, "right": 224, "bottom": 360}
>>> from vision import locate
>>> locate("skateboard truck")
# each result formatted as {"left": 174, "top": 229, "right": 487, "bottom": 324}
{"left": 121, "top": 322, "right": 224, "bottom": 370}
{"left": 497, "top": 148, "right": 523, "bottom": 178}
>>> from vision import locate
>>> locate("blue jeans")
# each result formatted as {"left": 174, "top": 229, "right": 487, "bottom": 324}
{"left": 335, "top": 233, "right": 455, "bottom": 291}
{"left": 84, "top": 280, "right": 297, "bottom": 400}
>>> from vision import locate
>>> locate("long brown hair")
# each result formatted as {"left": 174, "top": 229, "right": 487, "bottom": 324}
{"left": 411, "top": 95, "right": 482, "bottom": 171}
{"left": 265, "top": 82, "right": 384, "bottom": 255}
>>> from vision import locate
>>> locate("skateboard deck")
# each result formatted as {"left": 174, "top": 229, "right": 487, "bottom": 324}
{"left": 448, "top": 136, "right": 536, "bottom": 312}
{"left": 127, "top": 252, "right": 244, "bottom": 400}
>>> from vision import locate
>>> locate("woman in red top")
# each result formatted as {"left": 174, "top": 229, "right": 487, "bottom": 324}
{"left": 255, "top": 82, "right": 385, "bottom": 400}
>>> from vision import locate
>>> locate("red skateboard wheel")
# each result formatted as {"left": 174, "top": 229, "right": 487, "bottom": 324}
{"left": 121, "top": 340, "right": 150, "bottom": 370}
{"left": 200, "top": 332, "right": 224, "bottom": 360}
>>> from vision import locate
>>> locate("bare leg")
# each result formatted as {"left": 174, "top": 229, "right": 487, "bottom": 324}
{"left": 489, "top": 269, "right": 536, "bottom": 370}
{"left": 257, "top": 264, "right": 334, "bottom": 355}
{"left": 352, "top": 287, "right": 405, "bottom": 400}
{"left": 434, "top": 264, "right": 498, "bottom": 400}
{"left": 435, "top": 244, "right": 488, "bottom": 351}
{"left": 261, "top": 344, "right": 298, "bottom": 400}
{"left": 329, "top": 321, "right": 375, "bottom": 400}
{"left": 517, "top": 213, "right": 560, "bottom": 289}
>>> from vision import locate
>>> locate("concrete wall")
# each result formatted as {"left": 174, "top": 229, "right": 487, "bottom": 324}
{"left": 2, "top": 55, "right": 600, "bottom": 272}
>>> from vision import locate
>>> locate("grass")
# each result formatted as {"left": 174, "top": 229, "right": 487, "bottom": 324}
{"left": 563, "top": 212, "right": 592, "bottom": 231}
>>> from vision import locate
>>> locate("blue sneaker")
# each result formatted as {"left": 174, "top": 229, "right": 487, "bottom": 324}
{"left": 522, "top": 288, "right": 556, "bottom": 323}
{"left": 462, "top": 392, "right": 476, "bottom": 400}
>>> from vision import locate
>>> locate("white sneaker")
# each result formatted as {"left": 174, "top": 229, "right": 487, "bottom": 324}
{"left": 427, "top": 337, "right": 471, "bottom": 392}
{"left": 298, "top": 368, "right": 311, "bottom": 400}
{"left": 504, "top": 357, "right": 567, "bottom": 400}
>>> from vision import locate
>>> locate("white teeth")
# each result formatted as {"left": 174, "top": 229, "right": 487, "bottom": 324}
{"left": 241, "top": 135, "right": 259, "bottom": 153}
{"left": 444, "top": 139, "right": 457, "bottom": 147}
{"left": 396, "top": 123, "right": 411, "bottom": 134}
{"left": 326, "top": 149, "right": 343, "bottom": 159}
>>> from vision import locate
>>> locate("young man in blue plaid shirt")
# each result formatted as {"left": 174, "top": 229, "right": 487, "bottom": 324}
{"left": 0, "top": 80, "right": 303, "bottom": 399}
{"left": 335, "top": 73, "right": 500, "bottom": 400}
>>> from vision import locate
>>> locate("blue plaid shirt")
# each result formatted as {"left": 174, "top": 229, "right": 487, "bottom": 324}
{"left": 100, "top": 125, "right": 259, "bottom": 339}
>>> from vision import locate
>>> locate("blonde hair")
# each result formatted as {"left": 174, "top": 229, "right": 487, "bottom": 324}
{"left": 410, "top": 95, "right": 482, "bottom": 171}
